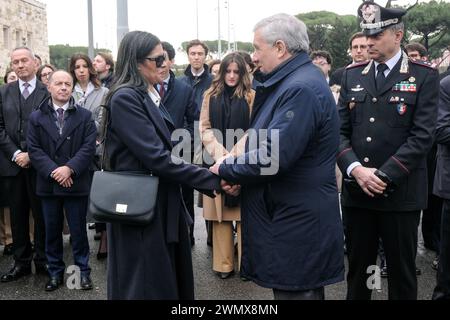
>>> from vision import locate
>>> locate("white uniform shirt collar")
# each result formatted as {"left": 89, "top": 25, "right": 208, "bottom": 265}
{"left": 374, "top": 49, "right": 402, "bottom": 77}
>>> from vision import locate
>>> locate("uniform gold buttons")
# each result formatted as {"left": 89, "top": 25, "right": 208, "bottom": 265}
{"left": 370, "top": 118, "right": 375, "bottom": 123}
{"left": 372, "top": 97, "right": 378, "bottom": 103}
{"left": 366, "top": 137, "right": 372, "bottom": 142}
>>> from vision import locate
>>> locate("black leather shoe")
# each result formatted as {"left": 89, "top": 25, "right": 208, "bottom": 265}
{"left": 0, "top": 265, "right": 32, "bottom": 283}
{"left": 96, "top": 252, "right": 107, "bottom": 260}
{"left": 80, "top": 275, "right": 93, "bottom": 290}
{"left": 45, "top": 275, "right": 64, "bottom": 292}
{"left": 3, "top": 243, "right": 13, "bottom": 256}
{"left": 217, "top": 271, "right": 234, "bottom": 279}
{"left": 35, "top": 264, "right": 49, "bottom": 276}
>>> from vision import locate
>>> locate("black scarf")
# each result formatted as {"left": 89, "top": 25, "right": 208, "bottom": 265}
{"left": 208, "top": 86, "right": 250, "bottom": 207}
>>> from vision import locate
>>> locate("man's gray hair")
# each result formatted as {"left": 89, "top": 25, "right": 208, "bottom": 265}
{"left": 11, "top": 46, "right": 35, "bottom": 58}
{"left": 253, "top": 13, "right": 309, "bottom": 54}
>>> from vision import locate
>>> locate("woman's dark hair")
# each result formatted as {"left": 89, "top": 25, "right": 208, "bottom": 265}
{"left": 207, "top": 59, "right": 221, "bottom": 73}
{"left": 3, "top": 68, "right": 15, "bottom": 83}
{"left": 36, "top": 64, "right": 56, "bottom": 82}
{"left": 69, "top": 53, "right": 101, "bottom": 88}
{"left": 237, "top": 51, "right": 255, "bottom": 73}
{"left": 205, "top": 52, "right": 252, "bottom": 99}
{"left": 106, "top": 31, "right": 161, "bottom": 104}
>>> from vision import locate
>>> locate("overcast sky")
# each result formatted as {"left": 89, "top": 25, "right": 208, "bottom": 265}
{"left": 40, "top": 0, "right": 434, "bottom": 54}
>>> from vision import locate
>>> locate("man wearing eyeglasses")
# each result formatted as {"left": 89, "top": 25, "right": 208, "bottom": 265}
{"left": 330, "top": 32, "right": 369, "bottom": 87}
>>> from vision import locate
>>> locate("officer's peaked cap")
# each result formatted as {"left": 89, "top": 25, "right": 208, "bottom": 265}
{"left": 358, "top": 1, "right": 406, "bottom": 36}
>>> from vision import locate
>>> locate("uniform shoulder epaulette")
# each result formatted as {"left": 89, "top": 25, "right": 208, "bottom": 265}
{"left": 409, "top": 59, "right": 436, "bottom": 70}
{"left": 346, "top": 61, "right": 370, "bottom": 70}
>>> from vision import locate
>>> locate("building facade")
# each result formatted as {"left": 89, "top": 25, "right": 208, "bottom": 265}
{"left": 0, "top": 0, "right": 49, "bottom": 80}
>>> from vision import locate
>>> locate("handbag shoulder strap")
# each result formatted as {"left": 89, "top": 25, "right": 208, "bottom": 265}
{"left": 99, "top": 93, "right": 154, "bottom": 175}
{"left": 98, "top": 104, "right": 110, "bottom": 171}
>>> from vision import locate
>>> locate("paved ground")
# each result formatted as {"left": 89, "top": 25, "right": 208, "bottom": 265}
{"left": 0, "top": 199, "right": 439, "bottom": 300}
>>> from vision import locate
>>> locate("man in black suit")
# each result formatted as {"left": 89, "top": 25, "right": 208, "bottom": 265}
{"left": 0, "top": 47, "right": 49, "bottom": 282}
{"left": 337, "top": 1, "right": 439, "bottom": 300}
{"left": 432, "top": 75, "right": 450, "bottom": 300}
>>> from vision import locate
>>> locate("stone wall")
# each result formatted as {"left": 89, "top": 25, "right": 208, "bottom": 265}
{"left": 0, "top": 0, "right": 49, "bottom": 80}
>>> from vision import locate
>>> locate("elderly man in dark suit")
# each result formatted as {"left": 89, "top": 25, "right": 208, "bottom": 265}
{"left": 210, "top": 13, "right": 344, "bottom": 300}
{"left": 337, "top": 2, "right": 439, "bottom": 300}
{"left": 432, "top": 75, "right": 450, "bottom": 300}
{"left": 27, "top": 70, "right": 96, "bottom": 291}
{"left": 0, "top": 47, "right": 49, "bottom": 282}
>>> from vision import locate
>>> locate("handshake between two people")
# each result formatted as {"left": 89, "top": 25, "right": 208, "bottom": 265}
{"left": 210, "top": 154, "right": 240, "bottom": 197}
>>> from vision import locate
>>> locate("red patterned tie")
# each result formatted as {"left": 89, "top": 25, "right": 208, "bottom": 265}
{"left": 159, "top": 82, "right": 166, "bottom": 99}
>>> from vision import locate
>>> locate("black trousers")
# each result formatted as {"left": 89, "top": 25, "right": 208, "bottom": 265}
{"left": 182, "top": 185, "right": 195, "bottom": 242}
{"left": 343, "top": 206, "right": 420, "bottom": 300}
{"left": 432, "top": 199, "right": 450, "bottom": 300}
{"left": 5, "top": 169, "right": 46, "bottom": 267}
{"left": 422, "top": 194, "right": 443, "bottom": 253}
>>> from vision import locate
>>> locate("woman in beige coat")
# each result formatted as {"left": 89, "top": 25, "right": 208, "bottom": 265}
{"left": 200, "top": 53, "right": 255, "bottom": 279}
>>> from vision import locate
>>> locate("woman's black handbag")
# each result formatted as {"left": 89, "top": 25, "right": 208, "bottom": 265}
{"left": 89, "top": 171, "right": 158, "bottom": 226}
{"left": 88, "top": 104, "right": 158, "bottom": 226}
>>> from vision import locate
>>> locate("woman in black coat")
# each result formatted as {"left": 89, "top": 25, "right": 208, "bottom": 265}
{"left": 104, "top": 31, "right": 222, "bottom": 300}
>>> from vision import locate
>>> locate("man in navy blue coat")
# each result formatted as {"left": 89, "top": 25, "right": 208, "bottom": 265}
{"left": 210, "top": 14, "right": 344, "bottom": 300}
{"left": 27, "top": 70, "right": 96, "bottom": 292}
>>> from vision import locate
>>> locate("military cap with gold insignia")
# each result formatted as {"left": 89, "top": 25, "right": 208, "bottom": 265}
{"left": 358, "top": 1, "right": 407, "bottom": 36}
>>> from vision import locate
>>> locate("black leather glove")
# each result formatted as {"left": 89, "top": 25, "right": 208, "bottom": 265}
{"left": 374, "top": 170, "right": 396, "bottom": 197}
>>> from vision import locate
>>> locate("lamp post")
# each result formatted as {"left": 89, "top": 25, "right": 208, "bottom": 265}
{"left": 217, "top": 0, "right": 221, "bottom": 58}
{"left": 117, "top": 0, "right": 129, "bottom": 47}
{"left": 225, "top": 0, "right": 231, "bottom": 52}
{"left": 196, "top": 0, "right": 199, "bottom": 39}
{"left": 87, "top": 0, "right": 94, "bottom": 59}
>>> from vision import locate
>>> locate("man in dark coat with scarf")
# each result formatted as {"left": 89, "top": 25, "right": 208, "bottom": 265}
{"left": 210, "top": 13, "right": 344, "bottom": 300}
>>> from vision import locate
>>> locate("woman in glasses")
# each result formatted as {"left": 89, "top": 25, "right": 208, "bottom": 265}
{"left": 103, "top": 31, "right": 224, "bottom": 300}
{"left": 200, "top": 53, "right": 254, "bottom": 280}
{"left": 36, "top": 64, "right": 55, "bottom": 87}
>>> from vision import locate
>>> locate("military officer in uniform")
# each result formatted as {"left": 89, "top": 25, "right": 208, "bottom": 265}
{"left": 337, "top": 1, "right": 439, "bottom": 300}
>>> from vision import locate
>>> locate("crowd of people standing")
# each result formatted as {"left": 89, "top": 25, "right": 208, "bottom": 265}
{"left": 1, "top": 0, "right": 450, "bottom": 300}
